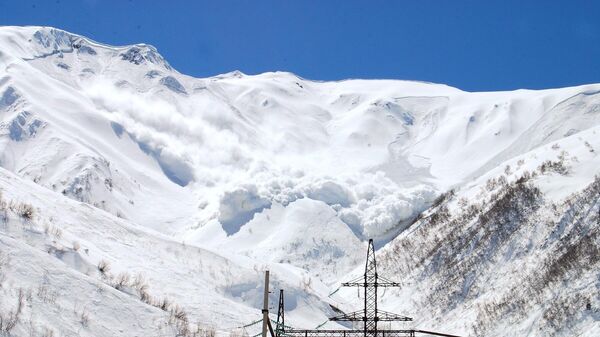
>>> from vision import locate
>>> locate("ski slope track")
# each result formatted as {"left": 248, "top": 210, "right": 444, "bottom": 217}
{"left": 0, "top": 26, "right": 598, "bottom": 336}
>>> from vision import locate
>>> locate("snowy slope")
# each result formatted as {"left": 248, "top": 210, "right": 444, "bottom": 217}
{"left": 0, "top": 166, "right": 342, "bottom": 336}
{"left": 339, "top": 125, "right": 600, "bottom": 336}
{"left": 0, "top": 26, "right": 599, "bottom": 336}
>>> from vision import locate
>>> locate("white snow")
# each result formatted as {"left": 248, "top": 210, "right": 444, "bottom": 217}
{"left": 0, "top": 26, "right": 599, "bottom": 336}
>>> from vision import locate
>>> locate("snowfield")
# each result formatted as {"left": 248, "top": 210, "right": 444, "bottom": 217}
{"left": 0, "top": 26, "right": 598, "bottom": 336}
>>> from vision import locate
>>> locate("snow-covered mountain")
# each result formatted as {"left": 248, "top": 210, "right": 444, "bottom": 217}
{"left": 0, "top": 26, "right": 598, "bottom": 337}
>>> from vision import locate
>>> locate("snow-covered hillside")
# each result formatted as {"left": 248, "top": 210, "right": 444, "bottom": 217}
{"left": 0, "top": 26, "right": 598, "bottom": 336}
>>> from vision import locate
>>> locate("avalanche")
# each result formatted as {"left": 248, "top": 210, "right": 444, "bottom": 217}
{"left": 0, "top": 26, "right": 598, "bottom": 336}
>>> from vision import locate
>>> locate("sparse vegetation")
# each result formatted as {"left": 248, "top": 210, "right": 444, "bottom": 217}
{"left": 167, "top": 308, "right": 217, "bottom": 337}
{"left": 97, "top": 259, "right": 111, "bottom": 275}
{"left": 0, "top": 288, "right": 24, "bottom": 334}
{"left": 0, "top": 252, "right": 9, "bottom": 287}
{"left": 378, "top": 172, "right": 600, "bottom": 336}
{"left": 14, "top": 202, "right": 35, "bottom": 220}
{"left": 91, "top": 261, "right": 209, "bottom": 336}
{"left": 431, "top": 189, "right": 454, "bottom": 208}
{"left": 36, "top": 284, "right": 58, "bottom": 304}
{"left": 138, "top": 283, "right": 151, "bottom": 304}
{"left": 41, "top": 327, "right": 55, "bottom": 337}
{"left": 44, "top": 223, "right": 63, "bottom": 240}
{"left": 79, "top": 309, "right": 90, "bottom": 327}
{"left": 0, "top": 191, "right": 7, "bottom": 223}
{"left": 156, "top": 297, "right": 171, "bottom": 311}
{"left": 113, "top": 272, "right": 131, "bottom": 290}
{"left": 537, "top": 152, "right": 571, "bottom": 175}
{"left": 197, "top": 325, "right": 217, "bottom": 337}
{"left": 131, "top": 272, "right": 147, "bottom": 291}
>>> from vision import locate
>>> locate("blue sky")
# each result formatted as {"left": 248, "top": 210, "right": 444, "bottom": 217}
{"left": 1, "top": 0, "right": 598, "bottom": 91}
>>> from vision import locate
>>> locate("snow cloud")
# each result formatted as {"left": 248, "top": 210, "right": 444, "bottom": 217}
{"left": 81, "top": 76, "right": 439, "bottom": 239}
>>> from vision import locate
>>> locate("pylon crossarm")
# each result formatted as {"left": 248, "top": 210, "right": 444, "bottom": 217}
{"left": 329, "top": 310, "right": 364, "bottom": 321}
{"left": 341, "top": 281, "right": 367, "bottom": 287}
{"left": 340, "top": 282, "right": 400, "bottom": 287}
{"left": 376, "top": 310, "right": 413, "bottom": 321}
{"left": 377, "top": 276, "right": 402, "bottom": 287}
{"left": 377, "top": 283, "right": 402, "bottom": 287}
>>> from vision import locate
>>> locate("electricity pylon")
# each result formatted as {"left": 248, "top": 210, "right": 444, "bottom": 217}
{"left": 330, "top": 239, "right": 412, "bottom": 337}
{"left": 269, "top": 239, "right": 461, "bottom": 337}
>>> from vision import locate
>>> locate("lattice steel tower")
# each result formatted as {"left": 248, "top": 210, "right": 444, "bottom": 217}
{"left": 330, "top": 239, "right": 412, "bottom": 337}
{"left": 271, "top": 239, "right": 461, "bottom": 337}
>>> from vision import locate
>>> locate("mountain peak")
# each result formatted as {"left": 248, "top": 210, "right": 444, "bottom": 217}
{"left": 0, "top": 26, "right": 172, "bottom": 71}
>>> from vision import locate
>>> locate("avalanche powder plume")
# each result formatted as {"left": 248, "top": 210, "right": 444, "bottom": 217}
{"left": 0, "top": 26, "right": 599, "bottom": 337}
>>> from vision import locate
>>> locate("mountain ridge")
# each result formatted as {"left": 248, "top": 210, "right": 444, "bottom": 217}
{"left": 0, "top": 25, "right": 598, "bottom": 336}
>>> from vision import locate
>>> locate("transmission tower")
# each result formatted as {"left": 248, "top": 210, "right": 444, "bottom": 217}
{"left": 276, "top": 289, "right": 285, "bottom": 333}
{"left": 330, "top": 239, "right": 411, "bottom": 337}
{"left": 267, "top": 239, "right": 461, "bottom": 337}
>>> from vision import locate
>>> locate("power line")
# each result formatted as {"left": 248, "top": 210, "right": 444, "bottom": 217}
{"left": 268, "top": 239, "right": 462, "bottom": 337}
